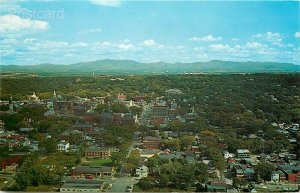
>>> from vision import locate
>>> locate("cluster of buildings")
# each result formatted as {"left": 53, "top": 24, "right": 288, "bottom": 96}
{"left": 1, "top": 89, "right": 299, "bottom": 192}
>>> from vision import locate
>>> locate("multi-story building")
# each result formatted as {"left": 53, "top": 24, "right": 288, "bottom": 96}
{"left": 112, "top": 113, "right": 135, "bottom": 125}
{"left": 151, "top": 104, "right": 169, "bottom": 117}
{"left": 142, "top": 136, "right": 162, "bottom": 150}
{"left": 85, "top": 148, "right": 111, "bottom": 159}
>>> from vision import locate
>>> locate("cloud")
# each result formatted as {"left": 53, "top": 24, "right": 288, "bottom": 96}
{"left": 0, "top": 15, "right": 49, "bottom": 37}
{"left": 245, "top": 41, "right": 266, "bottom": 49}
{"left": 209, "top": 44, "right": 230, "bottom": 51}
{"left": 143, "top": 39, "right": 157, "bottom": 46}
{"left": 189, "top": 35, "right": 222, "bottom": 42}
{"left": 252, "top": 32, "right": 283, "bottom": 46}
{"left": 89, "top": 0, "right": 121, "bottom": 6}
{"left": 78, "top": 28, "right": 102, "bottom": 34}
{"left": 117, "top": 43, "right": 133, "bottom": 50}
{"left": 295, "top": 32, "right": 300, "bottom": 38}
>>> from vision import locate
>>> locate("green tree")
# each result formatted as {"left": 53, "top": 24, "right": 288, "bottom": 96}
{"left": 255, "top": 162, "right": 276, "bottom": 181}
{"left": 39, "top": 138, "right": 57, "bottom": 154}
{"left": 138, "top": 176, "right": 155, "bottom": 190}
{"left": 14, "top": 173, "right": 30, "bottom": 191}
{"left": 111, "top": 152, "right": 126, "bottom": 165}
{"left": 129, "top": 106, "right": 143, "bottom": 116}
{"left": 179, "top": 135, "right": 195, "bottom": 150}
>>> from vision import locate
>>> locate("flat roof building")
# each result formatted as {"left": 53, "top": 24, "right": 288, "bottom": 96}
{"left": 60, "top": 179, "right": 103, "bottom": 192}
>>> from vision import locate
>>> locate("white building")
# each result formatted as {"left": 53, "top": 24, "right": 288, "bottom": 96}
{"left": 271, "top": 171, "right": 280, "bottom": 182}
{"left": 135, "top": 165, "right": 149, "bottom": 179}
{"left": 223, "top": 151, "right": 235, "bottom": 159}
{"left": 57, "top": 140, "right": 70, "bottom": 152}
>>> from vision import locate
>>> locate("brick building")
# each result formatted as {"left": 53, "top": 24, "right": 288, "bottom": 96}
{"left": 85, "top": 148, "right": 111, "bottom": 159}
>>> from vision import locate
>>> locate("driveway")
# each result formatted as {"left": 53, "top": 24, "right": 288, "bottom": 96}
{"left": 0, "top": 176, "right": 15, "bottom": 191}
{"left": 108, "top": 176, "right": 138, "bottom": 192}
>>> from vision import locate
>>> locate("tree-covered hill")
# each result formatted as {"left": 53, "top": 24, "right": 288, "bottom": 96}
{"left": 1, "top": 59, "right": 299, "bottom": 75}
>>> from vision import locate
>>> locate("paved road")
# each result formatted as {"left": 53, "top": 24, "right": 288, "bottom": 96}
{"left": 108, "top": 177, "right": 138, "bottom": 192}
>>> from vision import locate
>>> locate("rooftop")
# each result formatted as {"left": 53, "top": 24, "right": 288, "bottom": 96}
{"left": 237, "top": 149, "right": 250, "bottom": 154}
{"left": 61, "top": 179, "right": 103, "bottom": 189}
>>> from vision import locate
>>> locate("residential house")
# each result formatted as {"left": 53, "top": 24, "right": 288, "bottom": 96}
{"left": 191, "top": 145, "right": 201, "bottom": 154}
{"left": 206, "top": 179, "right": 227, "bottom": 192}
{"left": 57, "top": 140, "right": 70, "bottom": 152}
{"left": 237, "top": 149, "right": 250, "bottom": 159}
{"left": 278, "top": 164, "right": 300, "bottom": 183}
{"left": 2, "top": 163, "right": 18, "bottom": 173}
{"left": 271, "top": 171, "right": 280, "bottom": 182}
{"left": 135, "top": 165, "right": 149, "bottom": 179}
{"left": 223, "top": 151, "right": 235, "bottom": 159}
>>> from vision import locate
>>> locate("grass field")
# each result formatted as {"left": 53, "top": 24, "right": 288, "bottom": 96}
{"left": 38, "top": 152, "right": 77, "bottom": 167}
{"left": 82, "top": 158, "right": 113, "bottom": 167}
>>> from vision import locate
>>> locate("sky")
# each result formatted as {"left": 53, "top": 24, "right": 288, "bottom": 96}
{"left": 0, "top": 0, "right": 299, "bottom": 65}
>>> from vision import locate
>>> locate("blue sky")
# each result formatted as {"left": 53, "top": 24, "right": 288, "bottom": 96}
{"left": 0, "top": 0, "right": 299, "bottom": 65}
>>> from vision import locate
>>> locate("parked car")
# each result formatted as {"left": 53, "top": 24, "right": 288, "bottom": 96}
{"left": 126, "top": 186, "right": 132, "bottom": 192}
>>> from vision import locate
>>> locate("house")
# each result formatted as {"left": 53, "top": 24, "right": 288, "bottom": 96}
{"left": 85, "top": 148, "right": 111, "bottom": 159}
{"left": 142, "top": 136, "right": 162, "bottom": 150}
{"left": 206, "top": 179, "right": 227, "bottom": 192}
{"left": 277, "top": 164, "right": 300, "bottom": 183}
{"left": 117, "top": 93, "right": 127, "bottom": 101}
{"left": 135, "top": 165, "right": 149, "bottom": 179}
{"left": 277, "top": 170, "right": 287, "bottom": 181}
{"left": 29, "top": 141, "right": 39, "bottom": 152}
{"left": 72, "top": 166, "right": 115, "bottom": 179}
{"left": 3, "top": 163, "right": 18, "bottom": 173}
{"left": 232, "top": 164, "right": 246, "bottom": 178}
{"left": 271, "top": 171, "right": 280, "bottom": 182}
{"left": 237, "top": 149, "right": 250, "bottom": 159}
{"left": 243, "top": 168, "right": 255, "bottom": 181}
{"left": 191, "top": 145, "right": 201, "bottom": 154}
{"left": 60, "top": 179, "right": 103, "bottom": 192}
{"left": 223, "top": 151, "right": 235, "bottom": 159}
{"left": 57, "top": 140, "right": 70, "bottom": 152}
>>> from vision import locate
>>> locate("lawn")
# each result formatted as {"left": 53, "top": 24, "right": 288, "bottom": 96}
{"left": 38, "top": 152, "right": 77, "bottom": 167}
{"left": 82, "top": 158, "right": 113, "bottom": 167}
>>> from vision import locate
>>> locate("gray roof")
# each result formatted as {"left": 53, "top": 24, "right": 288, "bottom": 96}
{"left": 73, "top": 166, "right": 113, "bottom": 173}
{"left": 61, "top": 179, "right": 102, "bottom": 189}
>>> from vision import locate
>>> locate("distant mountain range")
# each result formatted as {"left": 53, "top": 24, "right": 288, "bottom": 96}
{"left": 1, "top": 59, "right": 299, "bottom": 75}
